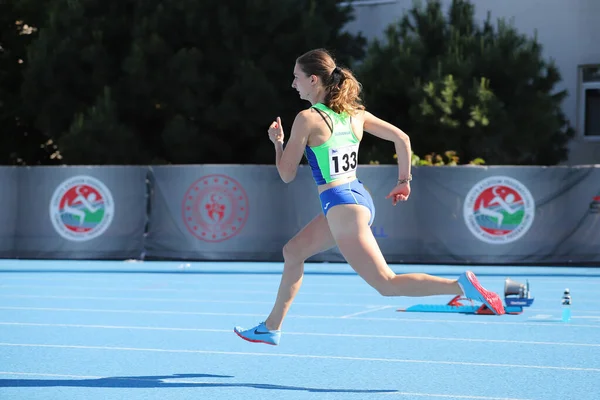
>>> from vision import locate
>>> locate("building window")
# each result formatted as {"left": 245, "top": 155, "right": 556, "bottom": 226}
{"left": 579, "top": 65, "right": 600, "bottom": 138}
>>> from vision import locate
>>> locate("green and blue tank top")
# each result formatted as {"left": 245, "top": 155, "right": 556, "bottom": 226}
{"left": 304, "top": 103, "right": 361, "bottom": 185}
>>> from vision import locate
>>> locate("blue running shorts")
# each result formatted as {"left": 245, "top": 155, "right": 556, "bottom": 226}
{"left": 319, "top": 179, "right": 375, "bottom": 226}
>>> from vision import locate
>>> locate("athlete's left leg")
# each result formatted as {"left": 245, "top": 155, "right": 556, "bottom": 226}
{"left": 325, "top": 204, "right": 504, "bottom": 314}
{"left": 324, "top": 205, "right": 460, "bottom": 296}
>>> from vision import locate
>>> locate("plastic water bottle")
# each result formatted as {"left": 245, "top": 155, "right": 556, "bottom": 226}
{"left": 561, "top": 289, "right": 571, "bottom": 323}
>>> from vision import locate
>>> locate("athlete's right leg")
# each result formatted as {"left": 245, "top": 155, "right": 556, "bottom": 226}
{"left": 233, "top": 212, "right": 336, "bottom": 345}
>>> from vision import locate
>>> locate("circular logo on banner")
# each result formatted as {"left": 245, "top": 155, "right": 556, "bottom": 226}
{"left": 463, "top": 176, "right": 535, "bottom": 244}
{"left": 49, "top": 175, "right": 114, "bottom": 242}
{"left": 182, "top": 174, "right": 249, "bottom": 242}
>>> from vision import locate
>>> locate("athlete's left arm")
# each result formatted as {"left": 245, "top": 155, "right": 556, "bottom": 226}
{"left": 274, "top": 112, "right": 311, "bottom": 183}
{"left": 363, "top": 111, "right": 411, "bottom": 181}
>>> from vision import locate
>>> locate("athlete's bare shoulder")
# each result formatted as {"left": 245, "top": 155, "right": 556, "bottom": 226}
{"left": 351, "top": 109, "right": 367, "bottom": 123}
{"left": 349, "top": 109, "right": 366, "bottom": 140}
{"left": 287, "top": 108, "right": 321, "bottom": 140}
{"left": 294, "top": 107, "right": 329, "bottom": 131}
{"left": 301, "top": 107, "right": 327, "bottom": 123}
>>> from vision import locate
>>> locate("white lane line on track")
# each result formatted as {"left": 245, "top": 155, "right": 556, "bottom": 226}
{"left": 2, "top": 306, "right": 600, "bottom": 328}
{"left": 340, "top": 306, "right": 397, "bottom": 318}
{"left": 3, "top": 294, "right": 600, "bottom": 315}
{"left": 2, "top": 284, "right": 599, "bottom": 303}
{"left": 1, "top": 321, "right": 599, "bottom": 347}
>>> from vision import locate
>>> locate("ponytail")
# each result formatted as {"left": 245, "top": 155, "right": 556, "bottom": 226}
{"left": 324, "top": 66, "right": 365, "bottom": 116}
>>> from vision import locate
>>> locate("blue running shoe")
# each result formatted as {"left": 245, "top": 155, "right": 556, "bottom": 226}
{"left": 458, "top": 271, "right": 505, "bottom": 315}
{"left": 233, "top": 321, "right": 281, "bottom": 345}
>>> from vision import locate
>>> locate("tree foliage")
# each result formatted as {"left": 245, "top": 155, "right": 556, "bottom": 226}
{"left": 14, "top": 0, "right": 365, "bottom": 165}
{"left": 3, "top": 0, "right": 577, "bottom": 166}
{"left": 357, "top": 0, "right": 574, "bottom": 165}
{"left": 0, "top": 0, "right": 58, "bottom": 165}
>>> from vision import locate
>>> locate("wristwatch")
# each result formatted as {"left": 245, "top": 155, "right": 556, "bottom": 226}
{"left": 397, "top": 175, "right": 412, "bottom": 185}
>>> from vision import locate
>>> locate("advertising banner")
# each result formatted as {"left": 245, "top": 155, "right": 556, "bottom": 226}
{"left": 6, "top": 164, "right": 600, "bottom": 264}
{"left": 14, "top": 166, "right": 148, "bottom": 259}
{"left": 144, "top": 165, "right": 296, "bottom": 261}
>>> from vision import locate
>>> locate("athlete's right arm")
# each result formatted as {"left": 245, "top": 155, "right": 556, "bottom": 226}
{"left": 274, "top": 111, "right": 312, "bottom": 183}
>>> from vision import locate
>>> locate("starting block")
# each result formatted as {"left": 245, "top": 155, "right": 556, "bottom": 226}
{"left": 398, "top": 278, "right": 535, "bottom": 315}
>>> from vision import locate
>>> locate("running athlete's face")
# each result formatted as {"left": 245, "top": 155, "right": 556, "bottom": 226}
{"left": 291, "top": 63, "right": 314, "bottom": 100}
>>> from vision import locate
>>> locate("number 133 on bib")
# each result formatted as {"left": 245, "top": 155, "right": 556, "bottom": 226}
{"left": 330, "top": 144, "right": 358, "bottom": 178}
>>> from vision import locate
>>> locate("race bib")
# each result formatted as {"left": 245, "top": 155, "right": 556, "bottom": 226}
{"left": 329, "top": 144, "right": 358, "bottom": 178}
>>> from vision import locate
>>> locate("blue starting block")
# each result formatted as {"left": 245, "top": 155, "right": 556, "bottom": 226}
{"left": 398, "top": 278, "right": 535, "bottom": 315}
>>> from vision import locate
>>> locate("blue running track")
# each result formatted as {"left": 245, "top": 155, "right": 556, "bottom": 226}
{"left": 1, "top": 260, "right": 599, "bottom": 400}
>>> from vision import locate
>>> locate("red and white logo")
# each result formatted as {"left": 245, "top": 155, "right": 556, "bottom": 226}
{"left": 463, "top": 176, "right": 535, "bottom": 244}
{"left": 49, "top": 175, "right": 114, "bottom": 242}
{"left": 182, "top": 174, "right": 249, "bottom": 242}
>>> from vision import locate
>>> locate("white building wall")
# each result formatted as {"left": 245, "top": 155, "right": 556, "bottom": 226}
{"left": 344, "top": 0, "right": 600, "bottom": 165}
